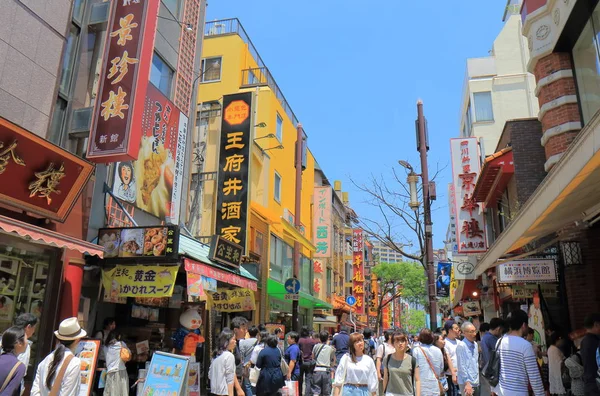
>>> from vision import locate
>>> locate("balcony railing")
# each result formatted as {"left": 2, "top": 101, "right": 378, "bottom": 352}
{"left": 205, "top": 18, "right": 301, "bottom": 129}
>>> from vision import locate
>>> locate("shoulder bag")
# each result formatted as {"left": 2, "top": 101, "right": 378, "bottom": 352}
{"left": 0, "top": 361, "right": 23, "bottom": 393}
{"left": 120, "top": 342, "right": 132, "bottom": 362}
{"left": 280, "top": 348, "right": 289, "bottom": 376}
{"left": 482, "top": 336, "right": 503, "bottom": 387}
{"left": 418, "top": 346, "right": 445, "bottom": 396}
{"left": 49, "top": 354, "right": 74, "bottom": 396}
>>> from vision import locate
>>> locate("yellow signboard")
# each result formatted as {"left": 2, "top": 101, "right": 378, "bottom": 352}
{"left": 102, "top": 265, "right": 178, "bottom": 298}
{"left": 206, "top": 288, "right": 255, "bottom": 312}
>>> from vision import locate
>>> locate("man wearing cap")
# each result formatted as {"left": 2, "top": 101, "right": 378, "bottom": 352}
{"left": 444, "top": 320, "right": 461, "bottom": 396}
{"left": 31, "top": 317, "right": 86, "bottom": 396}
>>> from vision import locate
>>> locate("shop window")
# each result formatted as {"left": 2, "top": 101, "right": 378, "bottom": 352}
{"left": 200, "top": 57, "right": 222, "bottom": 82}
{"left": 473, "top": 92, "right": 494, "bottom": 122}
{"left": 276, "top": 113, "right": 283, "bottom": 141}
{"left": 150, "top": 52, "right": 174, "bottom": 97}
{"left": 573, "top": 7, "right": 600, "bottom": 125}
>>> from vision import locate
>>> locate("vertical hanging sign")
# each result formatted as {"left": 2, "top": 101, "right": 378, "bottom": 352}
{"left": 87, "top": 0, "right": 160, "bottom": 162}
{"left": 352, "top": 228, "right": 365, "bottom": 315}
{"left": 313, "top": 186, "right": 332, "bottom": 258}
{"left": 450, "top": 138, "right": 487, "bottom": 253}
{"left": 215, "top": 93, "right": 252, "bottom": 253}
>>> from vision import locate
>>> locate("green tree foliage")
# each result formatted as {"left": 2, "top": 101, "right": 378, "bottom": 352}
{"left": 402, "top": 308, "right": 426, "bottom": 334}
{"left": 371, "top": 261, "right": 427, "bottom": 333}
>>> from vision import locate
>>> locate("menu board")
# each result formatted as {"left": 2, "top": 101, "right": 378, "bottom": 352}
{"left": 97, "top": 226, "right": 179, "bottom": 260}
{"left": 75, "top": 339, "right": 101, "bottom": 396}
{"left": 142, "top": 351, "right": 190, "bottom": 396}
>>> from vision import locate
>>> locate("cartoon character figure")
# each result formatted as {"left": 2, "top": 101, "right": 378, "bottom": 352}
{"left": 171, "top": 308, "right": 205, "bottom": 356}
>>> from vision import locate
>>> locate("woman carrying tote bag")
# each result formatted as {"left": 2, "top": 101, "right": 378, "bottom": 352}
{"left": 104, "top": 330, "right": 131, "bottom": 395}
{"left": 31, "top": 317, "right": 86, "bottom": 396}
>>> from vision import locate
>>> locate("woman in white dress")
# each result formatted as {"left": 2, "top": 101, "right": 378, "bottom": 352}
{"left": 333, "top": 332, "right": 378, "bottom": 396}
{"left": 209, "top": 329, "right": 237, "bottom": 396}
{"left": 31, "top": 317, "right": 86, "bottom": 396}
{"left": 547, "top": 332, "right": 566, "bottom": 396}
{"left": 104, "top": 330, "right": 131, "bottom": 395}
{"left": 411, "top": 329, "right": 444, "bottom": 396}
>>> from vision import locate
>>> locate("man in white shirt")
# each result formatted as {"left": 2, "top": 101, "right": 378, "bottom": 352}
{"left": 375, "top": 329, "right": 395, "bottom": 395}
{"left": 444, "top": 320, "right": 461, "bottom": 396}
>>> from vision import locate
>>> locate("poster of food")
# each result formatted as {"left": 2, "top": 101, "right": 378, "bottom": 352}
{"left": 186, "top": 272, "right": 205, "bottom": 298}
{"left": 112, "top": 83, "right": 187, "bottom": 223}
{"left": 187, "top": 362, "right": 200, "bottom": 396}
{"left": 462, "top": 300, "right": 482, "bottom": 317}
{"left": 98, "top": 229, "right": 121, "bottom": 258}
{"left": 75, "top": 339, "right": 100, "bottom": 396}
{"left": 97, "top": 226, "right": 179, "bottom": 260}
{"left": 142, "top": 351, "right": 190, "bottom": 396}
{"left": 119, "top": 228, "right": 144, "bottom": 257}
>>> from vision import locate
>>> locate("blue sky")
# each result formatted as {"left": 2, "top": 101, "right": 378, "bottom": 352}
{"left": 206, "top": 1, "right": 507, "bottom": 248}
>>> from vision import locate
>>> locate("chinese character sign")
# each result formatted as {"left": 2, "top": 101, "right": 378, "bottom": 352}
{"left": 313, "top": 187, "right": 332, "bottom": 258}
{"left": 352, "top": 229, "right": 365, "bottom": 315}
{"left": 216, "top": 93, "right": 252, "bottom": 252}
{"left": 87, "top": 0, "right": 160, "bottom": 162}
{"left": 112, "top": 84, "right": 187, "bottom": 222}
{"left": 209, "top": 236, "right": 243, "bottom": 268}
{"left": 205, "top": 288, "right": 256, "bottom": 312}
{"left": 450, "top": 138, "right": 487, "bottom": 253}
{"left": 497, "top": 259, "right": 557, "bottom": 283}
{"left": 101, "top": 265, "right": 178, "bottom": 297}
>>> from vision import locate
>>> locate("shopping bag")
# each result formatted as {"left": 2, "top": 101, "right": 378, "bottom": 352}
{"left": 249, "top": 366, "right": 260, "bottom": 387}
{"left": 284, "top": 380, "right": 299, "bottom": 396}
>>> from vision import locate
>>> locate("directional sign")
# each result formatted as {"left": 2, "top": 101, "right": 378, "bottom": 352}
{"left": 285, "top": 294, "right": 300, "bottom": 301}
{"left": 284, "top": 278, "right": 301, "bottom": 294}
{"left": 346, "top": 295, "right": 356, "bottom": 306}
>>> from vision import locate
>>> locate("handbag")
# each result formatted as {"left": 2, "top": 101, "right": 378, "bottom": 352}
{"left": 418, "top": 346, "right": 445, "bottom": 396}
{"left": 120, "top": 342, "right": 132, "bottom": 362}
{"left": 280, "top": 348, "right": 289, "bottom": 376}
{"left": 0, "top": 361, "right": 23, "bottom": 393}
{"left": 249, "top": 366, "right": 260, "bottom": 386}
{"left": 482, "top": 336, "right": 503, "bottom": 387}
{"left": 49, "top": 354, "right": 73, "bottom": 396}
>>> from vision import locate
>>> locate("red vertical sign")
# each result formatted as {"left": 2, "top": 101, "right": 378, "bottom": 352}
{"left": 352, "top": 229, "right": 365, "bottom": 315}
{"left": 87, "top": 0, "right": 160, "bottom": 162}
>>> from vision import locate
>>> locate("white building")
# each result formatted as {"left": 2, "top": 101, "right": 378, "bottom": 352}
{"left": 371, "top": 239, "right": 405, "bottom": 263}
{"left": 459, "top": 11, "right": 539, "bottom": 155}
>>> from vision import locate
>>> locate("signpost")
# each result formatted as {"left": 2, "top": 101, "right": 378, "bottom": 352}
{"left": 285, "top": 278, "right": 300, "bottom": 301}
{"left": 346, "top": 295, "right": 357, "bottom": 332}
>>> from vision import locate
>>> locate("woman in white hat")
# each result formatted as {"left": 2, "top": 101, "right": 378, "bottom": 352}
{"left": 31, "top": 317, "right": 86, "bottom": 396}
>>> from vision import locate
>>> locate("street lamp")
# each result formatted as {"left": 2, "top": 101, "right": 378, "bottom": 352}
{"left": 398, "top": 160, "right": 420, "bottom": 212}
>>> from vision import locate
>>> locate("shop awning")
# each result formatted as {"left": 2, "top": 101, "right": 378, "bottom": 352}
{"left": 280, "top": 219, "right": 316, "bottom": 253}
{"left": 0, "top": 214, "right": 103, "bottom": 257}
{"left": 179, "top": 235, "right": 258, "bottom": 290}
{"left": 474, "top": 112, "right": 600, "bottom": 276}
{"left": 473, "top": 148, "right": 514, "bottom": 207}
{"left": 250, "top": 202, "right": 280, "bottom": 225}
{"left": 313, "top": 316, "right": 338, "bottom": 327}
{"left": 267, "top": 278, "right": 333, "bottom": 309}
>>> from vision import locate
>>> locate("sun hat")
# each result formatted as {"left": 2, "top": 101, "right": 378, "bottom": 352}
{"left": 54, "top": 317, "right": 87, "bottom": 341}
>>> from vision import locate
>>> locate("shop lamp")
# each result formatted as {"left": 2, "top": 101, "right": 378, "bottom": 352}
{"left": 472, "top": 291, "right": 478, "bottom": 297}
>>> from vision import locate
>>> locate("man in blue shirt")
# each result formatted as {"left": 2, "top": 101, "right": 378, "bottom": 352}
{"left": 480, "top": 317, "right": 503, "bottom": 394}
{"left": 457, "top": 322, "right": 480, "bottom": 396}
{"left": 331, "top": 325, "right": 350, "bottom": 365}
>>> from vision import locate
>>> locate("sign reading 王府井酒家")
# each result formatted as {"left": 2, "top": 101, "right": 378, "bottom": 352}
{"left": 87, "top": 0, "right": 160, "bottom": 162}
{"left": 497, "top": 259, "right": 557, "bottom": 283}
{"left": 450, "top": 138, "right": 487, "bottom": 253}
{"left": 313, "top": 186, "right": 332, "bottom": 257}
{"left": 352, "top": 229, "right": 365, "bottom": 315}
{"left": 215, "top": 93, "right": 252, "bottom": 253}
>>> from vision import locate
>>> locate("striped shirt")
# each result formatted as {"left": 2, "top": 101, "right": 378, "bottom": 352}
{"left": 494, "top": 335, "right": 544, "bottom": 396}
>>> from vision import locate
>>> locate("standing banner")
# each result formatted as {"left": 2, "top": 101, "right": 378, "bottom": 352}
{"left": 352, "top": 229, "right": 365, "bottom": 315}
{"left": 87, "top": 0, "right": 160, "bottom": 162}
{"left": 142, "top": 351, "right": 190, "bottom": 396}
{"left": 75, "top": 339, "right": 101, "bottom": 396}
{"left": 101, "top": 265, "right": 178, "bottom": 297}
{"left": 216, "top": 93, "right": 252, "bottom": 252}
{"left": 450, "top": 138, "right": 487, "bottom": 253}
{"left": 313, "top": 186, "right": 332, "bottom": 257}
{"left": 436, "top": 261, "right": 452, "bottom": 297}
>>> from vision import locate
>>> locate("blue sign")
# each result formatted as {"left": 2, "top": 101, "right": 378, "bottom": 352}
{"left": 142, "top": 351, "right": 190, "bottom": 396}
{"left": 285, "top": 278, "right": 301, "bottom": 294}
{"left": 346, "top": 295, "right": 357, "bottom": 306}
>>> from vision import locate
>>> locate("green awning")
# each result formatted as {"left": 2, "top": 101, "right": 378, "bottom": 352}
{"left": 267, "top": 278, "right": 332, "bottom": 309}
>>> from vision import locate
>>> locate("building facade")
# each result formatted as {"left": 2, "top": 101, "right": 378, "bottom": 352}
{"left": 371, "top": 239, "right": 406, "bottom": 263}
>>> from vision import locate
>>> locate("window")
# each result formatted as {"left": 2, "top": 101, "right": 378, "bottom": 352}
{"left": 269, "top": 235, "right": 292, "bottom": 282}
{"left": 48, "top": 98, "right": 68, "bottom": 144}
{"left": 463, "top": 102, "right": 473, "bottom": 136}
{"left": 274, "top": 172, "right": 281, "bottom": 203}
{"left": 150, "top": 53, "right": 174, "bottom": 97}
{"left": 59, "top": 25, "right": 80, "bottom": 96}
{"left": 276, "top": 113, "right": 283, "bottom": 141}
{"left": 301, "top": 255, "right": 312, "bottom": 293}
{"left": 327, "top": 268, "right": 332, "bottom": 295}
{"left": 200, "top": 57, "right": 222, "bottom": 82}
{"left": 473, "top": 92, "right": 494, "bottom": 122}
{"left": 573, "top": 5, "right": 600, "bottom": 125}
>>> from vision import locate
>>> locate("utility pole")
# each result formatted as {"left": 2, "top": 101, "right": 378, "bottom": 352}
{"left": 417, "top": 100, "right": 438, "bottom": 330}
{"left": 292, "top": 123, "right": 304, "bottom": 332}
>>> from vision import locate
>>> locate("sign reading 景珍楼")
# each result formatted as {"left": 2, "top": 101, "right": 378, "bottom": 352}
{"left": 313, "top": 186, "right": 332, "bottom": 257}
{"left": 87, "top": 0, "right": 160, "bottom": 162}
{"left": 450, "top": 138, "right": 487, "bottom": 253}
{"left": 215, "top": 93, "right": 252, "bottom": 253}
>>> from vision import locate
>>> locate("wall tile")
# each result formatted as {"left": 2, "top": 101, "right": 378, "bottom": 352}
{"left": 0, "top": 89, "right": 27, "bottom": 126}
{"left": 0, "top": 47, "right": 34, "bottom": 103}
{"left": 35, "top": 30, "right": 63, "bottom": 77}
{"left": 22, "top": 105, "right": 49, "bottom": 137}
{"left": 0, "top": 0, "right": 17, "bottom": 44}
{"left": 10, "top": 4, "right": 43, "bottom": 60}
{"left": 27, "top": 64, "right": 55, "bottom": 116}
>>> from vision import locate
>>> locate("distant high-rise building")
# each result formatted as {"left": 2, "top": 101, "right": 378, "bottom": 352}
{"left": 371, "top": 239, "right": 405, "bottom": 264}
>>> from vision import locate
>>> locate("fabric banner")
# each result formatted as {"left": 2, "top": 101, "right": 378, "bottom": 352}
{"left": 101, "top": 265, "right": 178, "bottom": 297}
{"left": 205, "top": 288, "right": 255, "bottom": 312}
{"left": 436, "top": 261, "right": 451, "bottom": 297}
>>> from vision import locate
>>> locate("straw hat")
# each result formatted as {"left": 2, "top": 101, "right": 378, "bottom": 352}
{"left": 54, "top": 317, "right": 87, "bottom": 341}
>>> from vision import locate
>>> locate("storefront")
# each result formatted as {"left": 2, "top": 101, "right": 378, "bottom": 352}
{"left": 88, "top": 231, "right": 258, "bottom": 392}
{"left": 0, "top": 117, "right": 99, "bottom": 390}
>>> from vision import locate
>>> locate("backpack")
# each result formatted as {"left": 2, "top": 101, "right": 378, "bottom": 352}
{"left": 384, "top": 354, "right": 417, "bottom": 393}
{"left": 561, "top": 357, "right": 571, "bottom": 388}
{"left": 364, "top": 338, "right": 375, "bottom": 358}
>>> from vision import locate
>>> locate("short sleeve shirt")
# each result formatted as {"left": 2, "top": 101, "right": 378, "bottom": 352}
{"left": 376, "top": 343, "right": 396, "bottom": 360}
{"left": 285, "top": 344, "right": 301, "bottom": 376}
{"left": 384, "top": 355, "right": 416, "bottom": 395}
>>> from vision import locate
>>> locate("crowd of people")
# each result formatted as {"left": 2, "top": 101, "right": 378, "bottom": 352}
{"left": 209, "top": 311, "right": 600, "bottom": 396}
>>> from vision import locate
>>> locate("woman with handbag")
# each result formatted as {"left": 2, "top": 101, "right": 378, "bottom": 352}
{"left": 256, "top": 335, "right": 285, "bottom": 396}
{"left": 104, "top": 330, "right": 131, "bottom": 395}
{"left": 209, "top": 329, "right": 237, "bottom": 396}
{"left": 31, "top": 317, "right": 86, "bottom": 396}
{"left": 333, "top": 332, "right": 378, "bottom": 396}
{"left": 411, "top": 329, "right": 444, "bottom": 396}
{"left": 0, "top": 326, "right": 28, "bottom": 395}
{"left": 249, "top": 331, "right": 270, "bottom": 387}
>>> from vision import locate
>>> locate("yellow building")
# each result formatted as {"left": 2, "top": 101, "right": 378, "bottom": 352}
{"left": 193, "top": 18, "right": 332, "bottom": 327}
